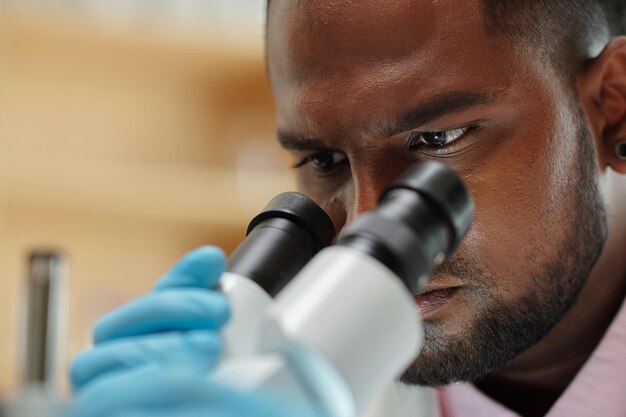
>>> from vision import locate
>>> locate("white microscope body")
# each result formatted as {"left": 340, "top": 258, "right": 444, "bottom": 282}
{"left": 216, "top": 246, "right": 422, "bottom": 417}
{"left": 216, "top": 161, "right": 474, "bottom": 417}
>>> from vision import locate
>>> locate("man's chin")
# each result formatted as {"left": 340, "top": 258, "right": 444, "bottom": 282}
{"left": 399, "top": 295, "right": 571, "bottom": 387}
{"left": 399, "top": 342, "right": 484, "bottom": 387}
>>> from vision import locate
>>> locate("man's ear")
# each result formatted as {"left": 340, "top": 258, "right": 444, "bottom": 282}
{"left": 578, "top": 36, "right": 626, "bottom": 174}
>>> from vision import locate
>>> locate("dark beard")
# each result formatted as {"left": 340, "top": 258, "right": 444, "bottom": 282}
{"left": 400, "top": 104, "right": 608, "bottom": 387}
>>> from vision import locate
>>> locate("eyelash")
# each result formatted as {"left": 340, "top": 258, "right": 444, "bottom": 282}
{"left": 291, "top": 151, "right": 348, "bottom": 174}
{"left": 292, "top": 126, "right": 474, "bottom": 173}
{"left": 407, "top": 127, "right": 471, "bottom": 149}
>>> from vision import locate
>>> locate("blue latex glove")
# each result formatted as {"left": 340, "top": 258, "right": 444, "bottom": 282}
{"left": 66, "top": 364, "right": 325, "bottom": 417}
{"left": 70, "top": 246, "right": 231, "bottom": 392}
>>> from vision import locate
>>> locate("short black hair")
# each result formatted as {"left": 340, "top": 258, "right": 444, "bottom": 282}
{"left": 480, "top": 0, "right": 626, "bottom": 79}
{"left": 266, "top": 0, "right": 626, "bottom": 80}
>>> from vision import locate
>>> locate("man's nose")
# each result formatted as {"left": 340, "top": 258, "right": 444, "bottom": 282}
{"left": 344, "top": 182, "right": 380, "bottom": 226}
{"left": 344, "top": 162, "right": 409, "bottom": 226}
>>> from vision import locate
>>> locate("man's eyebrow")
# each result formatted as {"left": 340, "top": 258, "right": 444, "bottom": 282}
{"left": 277, "top": 91, "right": 501, "bottom": 149}
{"left": 277, "top": 131, "right": 330, "bottom": 151}
{"left": 382, "top": 91, "right": 501, "bottom": 137}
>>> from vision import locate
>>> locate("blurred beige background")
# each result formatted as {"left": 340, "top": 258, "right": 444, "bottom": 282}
{"left": 0, "top": 1, "right": 292, "bottom": 393}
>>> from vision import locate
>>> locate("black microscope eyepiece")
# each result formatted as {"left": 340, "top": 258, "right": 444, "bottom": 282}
{"left": 228, "top": 192, "right": 337, "bottom": 297}
{"left": 336, "top": 162, "right": 474, "bottom": 294}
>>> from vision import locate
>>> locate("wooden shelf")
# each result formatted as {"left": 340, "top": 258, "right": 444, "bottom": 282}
{"left": 1, "top": 155, "right": 295, "bottom": 226}
{"left": 0, "top": 6, "right": 284, "bottom": 392}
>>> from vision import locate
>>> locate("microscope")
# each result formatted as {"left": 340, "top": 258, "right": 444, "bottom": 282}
{"left": 218, "top": 161, "right": 473, "bottom": 417}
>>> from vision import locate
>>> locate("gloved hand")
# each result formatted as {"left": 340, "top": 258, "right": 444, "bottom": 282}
{"left": 70, "top": 246, "right": 231, "bottom": 392}
{"left": 66, "top": 364, "right": 325, "bottom": 417}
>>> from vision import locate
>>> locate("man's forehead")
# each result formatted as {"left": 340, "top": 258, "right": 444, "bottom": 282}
{"left": 267, "top": 0, "right": 489, "bottom": 82}
{"left": 266, "top": 0, "right": 518, "bottom": 141}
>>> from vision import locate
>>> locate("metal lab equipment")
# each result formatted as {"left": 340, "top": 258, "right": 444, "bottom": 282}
{"left": 1, "top": 251, "right": 69, "bottom": 417}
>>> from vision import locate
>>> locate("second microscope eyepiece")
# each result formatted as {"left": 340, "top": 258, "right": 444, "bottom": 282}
{"left": 336, "top": 161, "right": 474, "bottom": 294}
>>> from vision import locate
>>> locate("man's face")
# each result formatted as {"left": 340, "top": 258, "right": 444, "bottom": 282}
{"left": 266, "top": 0, "right": 606, "bottom": 385}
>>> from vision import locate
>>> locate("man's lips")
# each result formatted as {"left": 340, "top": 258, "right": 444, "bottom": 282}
{"left": 414, "top": 286, "right": 459, "bottom": 319}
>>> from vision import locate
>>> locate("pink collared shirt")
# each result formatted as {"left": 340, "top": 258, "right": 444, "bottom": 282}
{"left": 438, "top": 298, "right": 626, "bottom": 417}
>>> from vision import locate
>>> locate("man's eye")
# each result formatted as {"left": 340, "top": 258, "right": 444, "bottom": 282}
{"left": 293, "top": 151, "right": 348, "bottom": 172}
{"left": 408, "top": 127, "right": 469, "bottom": 148}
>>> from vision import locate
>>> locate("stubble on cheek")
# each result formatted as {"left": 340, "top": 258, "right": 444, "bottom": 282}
{"left": 400, "top": 158, "right": 605, "bottom": 387}
{"left": 403, "top": 156, "right": 601, "bottom": 386}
